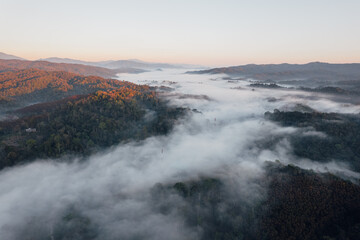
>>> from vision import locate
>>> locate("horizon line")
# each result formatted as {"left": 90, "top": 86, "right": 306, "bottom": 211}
{"left": 2, "top": 51, "right": 360, "bottom": 68}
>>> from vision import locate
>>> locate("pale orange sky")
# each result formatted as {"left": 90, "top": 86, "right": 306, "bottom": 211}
{"left": 1, "top": 0, "right": 360, "bottom": 66}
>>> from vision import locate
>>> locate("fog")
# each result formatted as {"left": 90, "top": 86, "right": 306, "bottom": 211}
{"left": 0, "top": 69, "right": 359, "bottom": 239}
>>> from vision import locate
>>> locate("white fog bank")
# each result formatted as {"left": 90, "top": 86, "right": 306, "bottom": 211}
{"left": 0, "top": 69, "right": 359, "bottom": 239}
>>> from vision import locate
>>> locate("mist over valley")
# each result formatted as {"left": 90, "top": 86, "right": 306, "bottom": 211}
{"left": 1, "top": 65, "right": 360, "bottom": 239}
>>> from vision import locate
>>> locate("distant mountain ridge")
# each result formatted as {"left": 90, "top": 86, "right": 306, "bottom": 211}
{"left": 39, "top": 57, "right": 205, "bottom": 69}
{"left": 0, "top": 52, "right": 25, "bottom": 60}
{"left": 188, "top": 62, "right": 360, "bottom": 77}
{"left": 0, "top": 59, "right": 118, "bottom": 78}
{"left": 188, "top": 62, "right": 360, "bottom": 89}
{"left": 0, "top": 52, "right": 205, "bottom": 70}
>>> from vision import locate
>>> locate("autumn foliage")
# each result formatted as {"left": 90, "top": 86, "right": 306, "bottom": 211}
{"left": 0, "top": 59, "right": 117, "bottom": 78}
{"left": 0, "top": 85, "right": 185, "bottom": 168}
{"left": 0, "top": 68, "right": 141, "bottom": 107}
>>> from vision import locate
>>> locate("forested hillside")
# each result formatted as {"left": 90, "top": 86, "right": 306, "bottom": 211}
{"left": 265, "top": 110, "right": 360, "bottom": 171}
{"left": 165, "top": 163, "right": 360, "bottom": 240}
{"left": 0, "top": 68, "right": 134, "bottom": 110}
{"left": 0, "top": 87, "right": 186, "bottom": 169}
{"left": 0, "top": 59, "right": 118, "bottom": 78}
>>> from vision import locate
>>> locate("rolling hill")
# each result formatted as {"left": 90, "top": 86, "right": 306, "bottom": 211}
{"left": 0, "top": 52, "right": 25, "bottom": 60}
{"left": 188, "top": 62, "right": 360, "bottom": 88}
{"left": 0, "top": 59, "right": 118, "bottom": 78}
{"left": 0, "top": 68, "right": 136, "bottom": 110}
{"left": 0, "top": 83, "right": 185, "bottom": 169}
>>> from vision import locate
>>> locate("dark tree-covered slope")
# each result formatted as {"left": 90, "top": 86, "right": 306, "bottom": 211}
{"left": 165, "top": 164, "right": 360, "bottom": 240}
{"left": 0, "top": 87, "right": 186, "bottom": 169}
{"left": 265, "top": 110, "right": 360, "bottom": 171}
{"left": 259, "top": 164, "right": 360, "bottom": 240}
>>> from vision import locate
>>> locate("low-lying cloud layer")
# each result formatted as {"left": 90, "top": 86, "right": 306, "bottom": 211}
{"left": 0, "top": 69, "right": 359, "bottom": 239}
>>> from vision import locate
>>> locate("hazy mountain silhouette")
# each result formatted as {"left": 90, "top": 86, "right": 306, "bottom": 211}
{"left": 40, "top": 57, "right": 205, "bottom": 69}
{"left": 188, "top": 62, "right": 360, "bottom": 89}
{"left": 0, "top": 52, "right": 25, "bottom": 60}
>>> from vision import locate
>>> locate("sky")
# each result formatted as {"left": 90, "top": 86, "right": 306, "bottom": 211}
{"left": 1, "top": 0, "right": 360, "bottom": 66}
